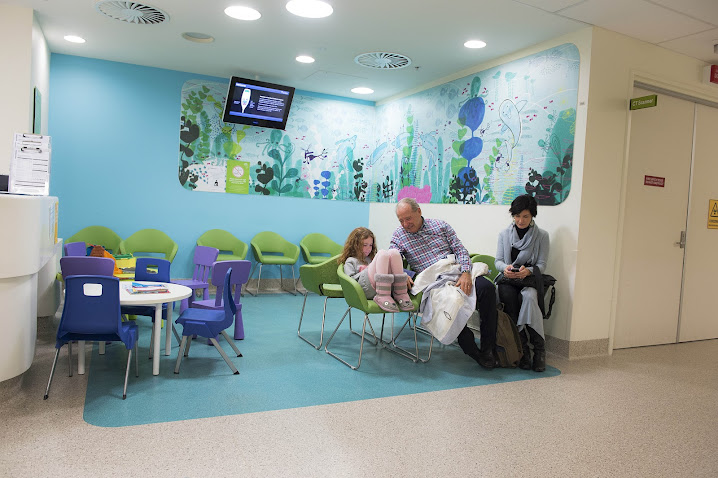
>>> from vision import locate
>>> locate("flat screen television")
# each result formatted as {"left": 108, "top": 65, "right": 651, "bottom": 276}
{"left": 222, "top": 76, "right": 296, "bottom": 130}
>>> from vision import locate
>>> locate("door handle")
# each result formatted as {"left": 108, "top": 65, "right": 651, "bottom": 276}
{"left": 674, "top": 230, "right": 686, "bottom": 249}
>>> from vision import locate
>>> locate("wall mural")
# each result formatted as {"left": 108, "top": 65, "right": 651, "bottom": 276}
{"left": 178, "top": 43, "right": 579, "bottom": 205}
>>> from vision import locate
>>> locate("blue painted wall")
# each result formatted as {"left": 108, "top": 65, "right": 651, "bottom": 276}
{"left": 49, "top": 54, "right": 369, "bottom": 278}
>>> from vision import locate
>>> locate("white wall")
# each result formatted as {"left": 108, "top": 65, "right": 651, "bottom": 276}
{"left": 577, "top": 28, "right": 718, "bottom": 347}
{"left": 370, "top": 28, "right": 594, "bottom": 343}
{"left": 0, "top": 5, "right": 34, "bottom": 174}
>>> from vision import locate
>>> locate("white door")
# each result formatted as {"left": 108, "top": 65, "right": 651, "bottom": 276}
{"left": 613, "top": 88, "right": 694, "bottom": 349}
{"left": 678, "top": 104, "right": 718, "bottom": 342}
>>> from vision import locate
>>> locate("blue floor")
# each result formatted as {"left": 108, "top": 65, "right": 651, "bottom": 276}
{"left": 83, "top": 294, "right": 560, "bottom": 427}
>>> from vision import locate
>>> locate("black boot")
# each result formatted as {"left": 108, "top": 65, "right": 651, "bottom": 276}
{"left": 518, "top": 328, "right": 531, "bottom": 370}
{"left": 458, "top": 327, "right": 495, "bottom": 370}
{"left": 528, "top": 327, "right": 545, "bottom": 372}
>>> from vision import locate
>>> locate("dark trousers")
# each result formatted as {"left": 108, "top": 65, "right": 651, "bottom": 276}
{"left": 498, "top": 283, "right": 544, "bottom": 351}
{"left": 456, "top": 276, "right": 498, "bottom": 355}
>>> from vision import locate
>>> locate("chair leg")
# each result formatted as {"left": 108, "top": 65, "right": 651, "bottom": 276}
{"left": 209, "top": 337, "right": 239, "bottom": 374}
{"left": 246, "top": 262, "right": 258, "bottom": 296}
{"left": 185, "top": 336, "right": 192, "bottom": 356}
{"left": 233, "top": 302, "right": 244, "bottom": 340}
{"left": 149, "top": 325, "right": 154, "bottom": 359}
{"left": 325, "top": 308, "right": 368, "bottom": 370}
{"left": 255, "top": 264, "right": 263, "bottom": 296}
{"left": 174, "top": 336, "right": 188, "bottom": 374}
{"left": 220, "top": 330, "right": 242, "bottom": 357}
{"left": 44, "top": 348, "right": 61, "bottom": 400}
{"left": 291, "top": 266, "right": 298, "bottom": 295}
{"left": 134, "top": 341, "right": 139, "bottom": 377}
{"left": 298, "top": 292, "right": 325, "bottom": 350}
{"left": 123, "top": 348, "right": 132, "bottom": 400}
{"left": 68, "top": 341, "right": 73, "bottom": 377}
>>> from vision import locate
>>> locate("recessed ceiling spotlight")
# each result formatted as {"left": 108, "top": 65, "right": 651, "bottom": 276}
{"left": 224, "top": 5, "right": 261, "bottom": 21}
{"left": 286, "top": 0, "right": 333, "bottom": 18}
{"left": 64, "top": 35, "right": 86, "bottom": 44}
{"left": 182, "top": 32, "right": 215, "bottom": 43}
{"left": 351, "top": 87, "right": 374, "bottom": 95}
{"left": 296, "top": 55, "right": 315, "bottom": 63}
{"left": 464, "top": 40, "right": 487, "bottom": 49}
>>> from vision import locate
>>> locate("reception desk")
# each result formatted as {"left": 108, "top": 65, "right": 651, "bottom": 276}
{"left": 0, "top": 194, "right": 61, "bottom": 382}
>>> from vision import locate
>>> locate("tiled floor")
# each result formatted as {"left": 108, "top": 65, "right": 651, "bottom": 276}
{"left": 0, "top": 299, "right": 716, "bottom": 477}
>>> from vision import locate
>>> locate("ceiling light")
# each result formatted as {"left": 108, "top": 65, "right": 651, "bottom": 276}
{"left": 64, "top": 35, "right": 86, "bottom": 44}
{"left": 464, "top": 40, "right": 487, "bottom": 49}
{"left": 351, "top": 87, "right": 374, "bottom": 95}
{"left": 286, "top": 0, "right": 333, "bottom": 18}
{"left": 182, "top": 32, "right": 215, "bottom": 43}
{"left": 224, "top": 6, "right": 261, "bottom": 21}
{"left": 296, "top": 55, "right": 315, "bottom": 63}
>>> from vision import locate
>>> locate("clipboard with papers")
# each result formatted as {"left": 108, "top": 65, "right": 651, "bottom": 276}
{"left": 9, "top": 133, "right": 52, "bottom": 196}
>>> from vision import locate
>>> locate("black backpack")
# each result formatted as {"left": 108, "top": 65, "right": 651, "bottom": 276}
{"left": 494, "top": 304, "right": 523, "bottom": 368}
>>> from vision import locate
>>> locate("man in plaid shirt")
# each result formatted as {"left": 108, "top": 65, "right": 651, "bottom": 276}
{"left": 390, "top": 198, "right": 498, "bottom": 369}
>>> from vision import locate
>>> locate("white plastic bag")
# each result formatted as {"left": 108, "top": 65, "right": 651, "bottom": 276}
{"left": 424, "top": 284, "right": 466, "bottom": 343}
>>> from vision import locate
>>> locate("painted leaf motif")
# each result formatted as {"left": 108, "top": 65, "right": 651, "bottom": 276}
{"left": 285, "top": 168, "right": 298, "bottom": 178}
{"left": 458, "top": 128, "right": 467, "bottom": 140}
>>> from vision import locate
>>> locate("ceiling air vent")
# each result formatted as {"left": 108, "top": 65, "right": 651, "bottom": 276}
{"left": 95, "top": 1, "right": 169, "bottom": 25}
{"left": 354, "top": 52, "right": 412, "bottom": 70}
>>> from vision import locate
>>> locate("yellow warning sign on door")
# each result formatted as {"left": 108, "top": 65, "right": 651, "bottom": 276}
{"left": 709, "top": 199, "right": 718, "bottom": 229}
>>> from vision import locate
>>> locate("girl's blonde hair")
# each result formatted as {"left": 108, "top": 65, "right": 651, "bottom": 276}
{"left": 338, "top": 227, "right": 376, "bottom": 265}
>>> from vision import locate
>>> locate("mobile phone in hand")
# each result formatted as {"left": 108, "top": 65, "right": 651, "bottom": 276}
{"left": 511, "top": 265, "right": 521, "bottom": 272}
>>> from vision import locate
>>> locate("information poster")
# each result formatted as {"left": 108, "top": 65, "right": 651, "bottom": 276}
{"left": 226, "top": 160, "right": 249, "bottom": 194}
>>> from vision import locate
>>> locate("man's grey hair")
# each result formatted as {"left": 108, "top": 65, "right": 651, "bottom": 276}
{"left": 396, "top": 197, "right": 420, "bottom": 212}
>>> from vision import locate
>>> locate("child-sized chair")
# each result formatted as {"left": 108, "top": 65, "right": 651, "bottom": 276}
{"left": 190, "top": 260, "right": 251, "bottom": 340}
{"left": 44, "top": 275, "right": 139, "bottom": 400}
{"left": 171, "top": 246, "right": 219, "bottom": 313}
{"left": 174, "top": 267, "right": 244, "bottom": 375}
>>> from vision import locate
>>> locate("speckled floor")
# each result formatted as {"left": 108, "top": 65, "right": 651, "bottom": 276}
{"left": 1, "top": 300, "right": 716, "bottom": 477}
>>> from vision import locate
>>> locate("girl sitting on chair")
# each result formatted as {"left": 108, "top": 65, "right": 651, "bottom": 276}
{"left": 338, "top": 227, "right": 414, "bottom": 313}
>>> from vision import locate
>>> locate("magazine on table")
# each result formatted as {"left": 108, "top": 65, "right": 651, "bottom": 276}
{"left": 127, "top": 282, "right": 169, "bottom": 294}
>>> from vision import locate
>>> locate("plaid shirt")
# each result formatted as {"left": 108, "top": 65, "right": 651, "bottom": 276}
{"left": 389, "top": 217, "right": 471, "bottom": 273}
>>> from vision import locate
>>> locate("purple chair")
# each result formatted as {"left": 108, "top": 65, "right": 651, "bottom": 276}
{"left": 190, "top": 260, "right": 251, "bottom": 340}
{"left": 64, "top": 242, "right": 88, "bottom": 257}
{"left": 60, "top": 256, "right": 115, "bottom": 279}
{"left": 171, "top": 246, "right": 219, "bottom": 314}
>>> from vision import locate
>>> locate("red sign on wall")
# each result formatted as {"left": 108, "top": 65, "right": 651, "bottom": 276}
{"left": 710, "top": 65, "right": 718, "bottom": 85}
{"left": 644, "top": 175, "right": 665, "bottom": 187}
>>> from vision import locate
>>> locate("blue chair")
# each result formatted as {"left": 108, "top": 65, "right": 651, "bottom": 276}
{"left": 64, "top": 241, "right": 87, "bottom": 257}
{"left": 174, "top": 267, "right": 243, "bottom": 375}
{"left": 60, "top": 256, "right": 115, "bottom": 279}
{"left": 44, "top": 275, "right": 139, "bottom": 400}
{"left": 189, "top": 260, "right": 251, "bottom": 340}
{"left": 120, "top": 258, "right": 180, "bottom": 353}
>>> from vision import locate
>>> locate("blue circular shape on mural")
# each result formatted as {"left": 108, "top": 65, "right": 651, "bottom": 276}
{"left": 458, "top": 96, "right": 485, "bottom": 132}
{"left": 460, "top": 136, "right": 483, "bottom": 162}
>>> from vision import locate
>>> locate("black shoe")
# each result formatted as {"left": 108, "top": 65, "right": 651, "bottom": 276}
{"left": 532, "top": 350, "right": 546, "bottom": 372}
{"left": 474, "top": 348, "right": 496, "bottom": 370}
{"left": 518, "top": 350, "right": 532, "bottom": 370}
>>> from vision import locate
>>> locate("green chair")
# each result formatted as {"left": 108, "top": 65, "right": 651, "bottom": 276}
{"left": 119, "top": 229, "right": 178, "bottom": 263}
{"left": 197, "top": 229, "right": 248, "bottom": 262}
{"left": 299, "top": 233, "right": 343, "bottom": 265}
{"left": 297, "top": 255, "right": 346, "bottom": 349}
{"left": 324, "top": 264, "right": 422, "bottom": 370}
{"left": 66, "top": 226, "right": 122, "bottom": 254}
{"left": 471, "top": 254, "right": 499, "bottom": 282}
{"left": 249, "top": 231, "right": 300, "bottom": 295}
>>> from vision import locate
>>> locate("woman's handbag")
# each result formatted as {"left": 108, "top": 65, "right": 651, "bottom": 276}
{"left": 496, "top": 266, "right": 557, "bottom": 319}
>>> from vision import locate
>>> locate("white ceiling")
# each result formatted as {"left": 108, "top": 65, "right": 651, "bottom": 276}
{"left": 4, "top": 0, "right": 718, "bottom": 101}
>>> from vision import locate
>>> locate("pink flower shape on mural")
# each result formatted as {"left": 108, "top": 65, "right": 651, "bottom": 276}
{"left": 397, "top": 185, "right": 432, "bottom": 203}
